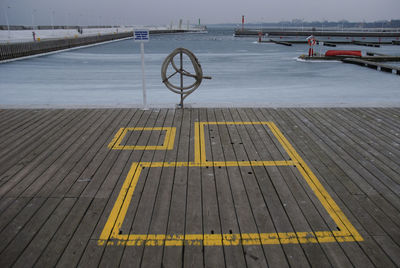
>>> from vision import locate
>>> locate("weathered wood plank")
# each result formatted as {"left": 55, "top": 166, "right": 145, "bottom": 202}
{"left": 205, "top": 108, "right": 248, "bottom": 268}
{"left": 50, "top": 109, "right": 140, "bottom": 197}
{"left": 0, "top": 110, "right": 92, "bottom": 195}
{"left": 16, "top": 109, "right": 118, "bottom": 198}
{"left": 35, "top": 109, "right": 131, "bottom": 198}
{"left": 270, "top": 108, "right": 391, "bottom": 267}
{"left": 197, "top": 108, "right": 225, "bottom": 267}
{"left": 33, "top": 197, "right": 93, "bottom": 267}
{"left": 11, "top": 197, "right": 76, "bottom": 268}
{"left": 183, "top": 108, "right": 204, "bottom": 268}
{"left": 0, "top": 197, "right": 46, "bottom": 253}
{"left": 111, "top": 109, "right": 174, "bottom": 267}
{"left": 159, "top": 109, "right": 192, "bottom": 267}
{"left": 0, "top": 108, "right": 398, "bottom": 267}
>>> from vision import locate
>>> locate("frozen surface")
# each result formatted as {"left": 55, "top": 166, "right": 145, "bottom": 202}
{"left": 1, "top": 27, "right": 399, "bottom": 108}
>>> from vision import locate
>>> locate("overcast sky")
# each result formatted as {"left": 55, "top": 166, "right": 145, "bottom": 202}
{"left": 1, "top": 0, "right": 399, "bottom": 26}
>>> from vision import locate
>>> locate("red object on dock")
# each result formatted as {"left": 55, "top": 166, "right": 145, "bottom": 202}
{"left": 325, "top": 50, "right": 362, "bottom": 57}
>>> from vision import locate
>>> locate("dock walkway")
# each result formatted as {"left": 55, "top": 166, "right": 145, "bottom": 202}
{"left": 0, "top": 108, "right": 399, "bottom": 267}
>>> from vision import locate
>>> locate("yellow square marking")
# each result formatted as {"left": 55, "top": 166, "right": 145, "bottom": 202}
{"left": 108, "top": 127, "right": 176, "bottom": 150}
{"left": 99, "top": 121, "right": 363, "bottom": 246}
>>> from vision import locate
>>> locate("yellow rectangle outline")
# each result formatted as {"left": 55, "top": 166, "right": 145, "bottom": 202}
{"left": 108, "top": 127, "right": 176, "bottom": 150}
{"left": 99, "top": 121, "right": 363, "bottom": 246}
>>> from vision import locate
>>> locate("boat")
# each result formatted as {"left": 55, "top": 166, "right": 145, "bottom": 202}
{"left": 325, "top": 50, "right": 362, "bottom": 57}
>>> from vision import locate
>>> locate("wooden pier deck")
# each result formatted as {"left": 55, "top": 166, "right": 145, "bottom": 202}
{"left": 0, "top": 108, "right": 399, "bottom": 267}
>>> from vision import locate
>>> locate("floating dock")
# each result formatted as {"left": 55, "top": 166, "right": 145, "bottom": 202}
{"left": 235, "top": 28, "right": 400, "bottom": 38}
{"left": 259, "top": 39, "right": 398, "bottom": 47}
{"left": 342, "top": 58, "right": 400, "bottom": 75}
{"left": 0, "top": 108, "right": 399, "bottom": 267}
{"left": 298, "top": 54, "right": 400, "bottom": 62}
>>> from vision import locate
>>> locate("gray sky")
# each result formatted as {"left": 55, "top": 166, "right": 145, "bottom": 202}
{"left": 1, "top": 0, "right": 400, "bottom": 26}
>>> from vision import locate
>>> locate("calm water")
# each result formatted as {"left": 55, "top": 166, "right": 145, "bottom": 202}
{"left": 1, "top": 27, "right": 399, "bottom": 108}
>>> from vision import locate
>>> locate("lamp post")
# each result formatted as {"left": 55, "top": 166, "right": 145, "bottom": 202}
{"left": 4, "top": 5, "right": 10, "bottom": 40}
{"left": 31, "top": 9, "right": 36, "bottom": 30}
{"left": 51, "top": 10, "right": 55, "bottom": 30}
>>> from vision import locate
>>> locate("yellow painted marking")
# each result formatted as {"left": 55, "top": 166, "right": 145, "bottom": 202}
{"left": 103, "top": 231, "right": 356, "bottom": 246}
{"left": 194, "top": 122, "right": 201, "bottom": 163}
{"left": 99, "top": 121, "right": 363, "bottom": 246}
{"left": 108, "top": 127, "right": 176, "bottom": 150}
{"left": 267, "top": 122, "right": 363, "bottom": 242}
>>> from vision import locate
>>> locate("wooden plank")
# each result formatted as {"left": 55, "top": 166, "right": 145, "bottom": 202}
{"left": 240, "top": 108, "right": 352, "bottom": 267}
{"left": 0, "top": 109, "right": 72, "bottom": 162}
{"left": 0, "top": 107, "right": 399, "bottom": 267}
{"left": 33, "top": 197, "right": 92, "bottom": 267}
{"left": 17, "top": 109, "right": 118, "bottom": 198}
{"left": 0, "top": 197, "right": 31, "bottom": 231}
{"left": 0, "top": 110, "right": 56, "bottom": 147}
{"left": 235, "top": 108, "right": 310, "bottom": 267}
{"left": 49, "top": 109, "right": 137, "bottom": 267}
{"left": 183, "top": 108, "right": 204, "bottom": 268}
{"left": 0, "top": 197, "right": 46, "bottom": 253}
{"left": 223, "top": 108, "right": 319, "bottom": 267}
{"left": 260, "top": 108, "right": 375, "bottom": 267}
{"left": 64, "top": 109, "right": 152, "bottom": 198}
{"left": 3, "top": 110, "right": 106, "bottom": 198}
{"left": 54, "top": 198, "right": 108, "bottom": 267}
{"left": 0, "top": 109, "right": 30, "bottom": 127}
{"left": 202, "top": 108, "right": 248, "bottom": 268}
{"left": 271, "top": 108, "right": 390, "bottom": 267}
{"left": 34, "top": 109, "right": 131, "bottom": 198}
{"left": 373, "top": 235, "right": 400, "bottom": 265}
{"left": 0, "top": 197, "right": 62, "bottom": 267}
{"left": 330, "top": 109, "right": 400, "bottom": 169}
{"left": 306, "top": 108, "right": 400, "bottom": 195}
{"left": 160, "top": 108, "right": 192, "bottom": 266}
{"left": 0, "top": 110, "right": 87, "bottom": 192}
{"left": 354, "top": 108, "right": 400, "bottom": 137}
{"left": 78, "top": 109, "right": 153, "bottom": 267}
{"left": 140, "top": 109, "right": 187, "bottom": 267}
{"left": 298, "top": 109, "right": 400, "bottom": 229}
{"left": 0, "top": 197, "right": 16, "bottom": 215}
{"left": 101, "top": 109, "right": 172, "bottom": 267}
{"left": 0, "top": 109, "right": 35, "bottom": 137}
{"left": 11, "top": 197, "right": 76, "bottom": 268}
{"left": 196, "top": 108, "right": 225, "bottom": 267}
{"left": 49, "top": 109, "right": 140, "bottom": 198}
{"left": 291, "top": 109, "right": 400, "bottom": 214}
{"left": 0, "top": 109, "right": 73, "bottom": 179}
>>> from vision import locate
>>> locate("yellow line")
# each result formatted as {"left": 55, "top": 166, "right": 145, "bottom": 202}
{"left": 100, "top": 121, "right": 363, "bottom": 246}
{"left": 138, "top": 161, "right": 295, "bottom": 168}
{"left": 107, "top": 128, "right": 124, "bottom": 149}
{"left": 200, "top": 123, "right": 206, "bottom": 163}
{"left": 98, "top": 163, "right": 142, "bottom": 244}
{"left": 267, "top": 122, "right": 363, "bottom": 242}
{"left": 194, "top": 122, "right": 201, "bottom": 163}
{"left": 166, "top": 127, "right": 176, "bottom": 150}
{"left": 109, "top": 127, "right": 176, "bottom": 150}
{"left": 108, "top": 230, "right": 356, "bottom": 246}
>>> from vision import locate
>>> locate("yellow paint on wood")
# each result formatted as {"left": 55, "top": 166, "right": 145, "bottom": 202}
{"left": 99, "top": 121, "right": 363, "bottom": 246}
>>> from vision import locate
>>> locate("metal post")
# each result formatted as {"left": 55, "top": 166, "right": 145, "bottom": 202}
{"left": 4, "top": 6, "right": 10, "bottom": 40}
{"left": 31, "top": 9, "right": 36, "bottom": 30}
{"left": 180, "top": 50, "right": 183, "bottom": 108}
{"left": 140, "top": 42, "right": 147, "bottom": 108}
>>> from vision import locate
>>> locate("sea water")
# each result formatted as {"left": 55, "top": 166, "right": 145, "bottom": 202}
{"left": 1, "top": 27, "right": 399, "bottom": 108}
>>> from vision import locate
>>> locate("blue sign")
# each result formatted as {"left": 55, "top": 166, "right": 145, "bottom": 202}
{"left": 134, "top": 30, "right": 149, "bottom": 42}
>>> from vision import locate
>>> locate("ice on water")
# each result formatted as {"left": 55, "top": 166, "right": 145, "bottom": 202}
{"left": 1, "top": 27, "right": 399, "bottom": 108}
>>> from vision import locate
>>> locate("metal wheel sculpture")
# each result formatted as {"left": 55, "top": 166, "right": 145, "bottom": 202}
{"left": 161, "top": 47, "right": 211, "bottom": 108}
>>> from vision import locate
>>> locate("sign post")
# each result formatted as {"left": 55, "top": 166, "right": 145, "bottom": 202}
{"left": 134, "top": 30, "right": 149, "bottom": 108}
